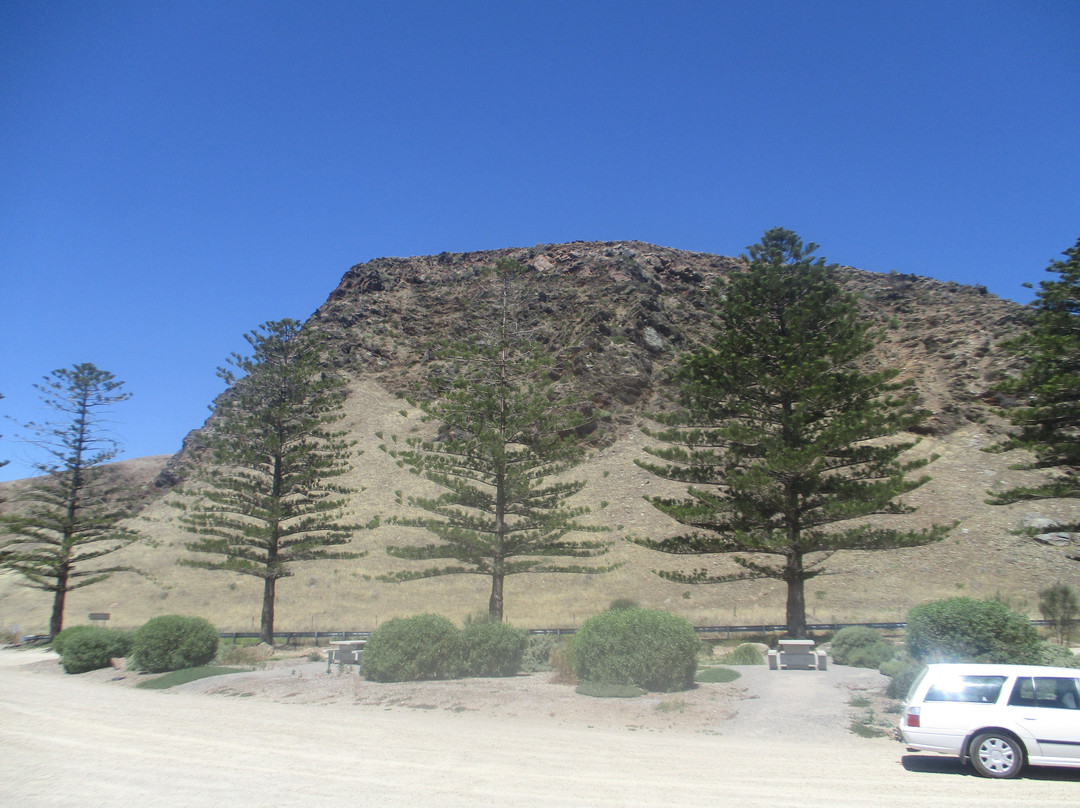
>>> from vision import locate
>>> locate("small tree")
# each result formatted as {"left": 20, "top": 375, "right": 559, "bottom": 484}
{"left": 381, "top": 259, "right": 612, "bottom": 620}
{"left": 0, "top": 365, "right": 143, "bottom": 638}
{"left": 635, "top": 229, "right": 949, "bottom": 637}
{"left": 989, "top": 237, "right": 1080, "bottom": 538}
{"left": 1039, "top": 582, "right": 1078, "bottom": 646}
{"left": 175, "top": 319, "right": 364, "bottom": 644}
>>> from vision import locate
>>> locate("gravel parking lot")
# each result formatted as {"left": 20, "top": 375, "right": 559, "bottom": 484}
{"left": 2, "top": 648, "right": 1078, "bottom": 806}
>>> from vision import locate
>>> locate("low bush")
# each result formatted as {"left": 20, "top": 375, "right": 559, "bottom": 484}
{"left": 716, "top": 643, "right": 766, "bottom": 666}
{"left": 607, "top": 598, "right": 640, "bottom": 611}
{"left": 572, "top": 608, "right": 699, "bottom": 692}
{"left": 460, "top": 621, "right": 527, "bottom": 677}
{"left": 881, "top": 655, "right": 924, "bottom": 699}
{"left": 52, "top": 625, "right": 96, "bottom": 657}
{"left": 1040, "top": 642, "right": 1080, "bottom": 668}
{"left": 131, "top": 615, "right": 220, "bottom": 673}
{"left": 363, "top": 614, "right": 463, "bottom": 682}
{"left": 831, "top": 626, "right": 895, "bottom": 668}
{"left": 905, "top": 597, "right": 1042, "bottom": 664}
{"left": 59, "top": 627, "right": 134, "bottom": 674}
{"left": 521, "top": 634, "right": 560, "bottom": 673}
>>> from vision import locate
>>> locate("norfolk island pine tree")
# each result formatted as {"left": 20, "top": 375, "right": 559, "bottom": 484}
{"left": 634, "top": 228, "right": 950, "bottom": 637}
{"left": 379, "top": 258, "right": 614, "bottom": 620}
{"left": 0, "top": 365, "right": 144, "bottom": 639}
{"left": 173, "top": 319, "right": 366, "bottom": 644}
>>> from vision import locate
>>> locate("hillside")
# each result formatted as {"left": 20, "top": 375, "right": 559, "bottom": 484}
{"left": 2, "top": 241, "right": 1077, "bottom": 635}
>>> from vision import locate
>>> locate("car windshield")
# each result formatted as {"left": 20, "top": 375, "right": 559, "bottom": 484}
{"left": 925, "top": 675, "right": 1006, "bottom": 703}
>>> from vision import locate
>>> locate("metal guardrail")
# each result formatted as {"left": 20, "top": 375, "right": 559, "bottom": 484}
{"left": 219, "top": 621, "right": 927, "bottom": 644}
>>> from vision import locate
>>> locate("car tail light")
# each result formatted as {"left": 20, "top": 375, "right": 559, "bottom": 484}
{"left": 906, "top": 706, "right": 920, "bottom": 727}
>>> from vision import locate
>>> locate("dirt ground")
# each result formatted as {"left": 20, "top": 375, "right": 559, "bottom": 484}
{"left": 2, "top": 647, "right": 1079, "bottom": 807}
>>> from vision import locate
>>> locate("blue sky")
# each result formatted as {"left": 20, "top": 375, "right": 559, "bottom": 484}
{"left": 1, "top": 1, "right": 1077, "bottom": 481}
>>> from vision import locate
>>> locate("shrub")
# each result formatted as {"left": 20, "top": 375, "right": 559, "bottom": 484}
{"left": 460, "top": 621, "right": 527, "bottom": 677}
{"left": 608, "top": 598, "right": 640, "bottom": 611}
{"left": 363, "top": 614, "right": 463, "bottom": 682}
{"left": 831, "top": 626, "right": 895, "bottom": 668}
{"left": 1040, "top": 642, "right": 1080, "bottom": 668}
{"left": 131, "top": 615, "right": 220, "bottom": 673}
{"left": 572, "top": 608, "right": 699, "bottom": 692}
{"left": 521, "top": 633, "right": 560, "bottom": 672}
{"left": 52, "top": 625, "right": 95, "bottom": 657}
{"left": 905, "top": 597, "right": 1042, "bottom": 664}
{"left": 60, "top": 627, "right": 134, "bottom": 674}
{"left": 881, "top": 655, "right": 924, "bottom": 699}
{"left": 716, "top": 643, "right": 766, "bottom": 666}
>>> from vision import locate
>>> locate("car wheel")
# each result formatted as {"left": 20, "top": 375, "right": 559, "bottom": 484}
{"left": 969, "top": 732, "right": 1024, "bottom": 778}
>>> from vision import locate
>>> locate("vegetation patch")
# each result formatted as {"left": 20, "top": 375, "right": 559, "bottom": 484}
{"left": 575, "top": 681, "right": 645, "bottom": 698}
{"left": 135, "top": 666, "right": 244, "bottom": 690}
{"left": 695, "top": 666, "right": 741, "bottom": 684}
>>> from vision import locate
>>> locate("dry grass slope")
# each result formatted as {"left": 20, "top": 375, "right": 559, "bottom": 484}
{"left": 2, "top": 379, "right": 1077, "bottom": 636}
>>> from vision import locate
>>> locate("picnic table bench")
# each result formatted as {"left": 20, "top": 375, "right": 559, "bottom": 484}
{"left": 767, "top": 639, "right": 827, "bottom": 671}
{"left": 326, "top": 640, "right": 365, "bottom": 674}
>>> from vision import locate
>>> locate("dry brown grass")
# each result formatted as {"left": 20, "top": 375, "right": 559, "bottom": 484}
{"left": 1, "top": 379, "right": 1077, "bottom": 636}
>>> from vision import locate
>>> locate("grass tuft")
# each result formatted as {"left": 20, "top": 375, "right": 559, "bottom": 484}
{"left": 135, "top": 666, "right": 244, "bottom": 690}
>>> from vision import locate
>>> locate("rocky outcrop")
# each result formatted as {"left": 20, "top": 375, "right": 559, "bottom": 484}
{"left": 308, "top": 240, "right": 1026, "bottom": 437}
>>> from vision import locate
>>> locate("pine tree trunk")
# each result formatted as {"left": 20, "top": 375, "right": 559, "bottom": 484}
{"left": 784, "top": 552, "right": 807, "bottom": 639}
{"left": 260, "top": 577, "right": 276, "bottom": 645}
{"left": 49, "top": 569, "right": 69, "bottom": 639}
{"left": 488, "top": 570, "right": 504, "bottom": 621}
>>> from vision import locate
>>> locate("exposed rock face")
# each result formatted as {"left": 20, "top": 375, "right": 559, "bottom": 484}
{"left": 307, "top": 240, "right": 1025, "bottom": 440}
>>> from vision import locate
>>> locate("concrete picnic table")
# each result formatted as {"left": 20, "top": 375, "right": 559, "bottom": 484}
{"left": 767, "top": 639, "right": 827, "bottom": 671}
{"left": 326, "top": 640, "right": 366, "bottom": 674}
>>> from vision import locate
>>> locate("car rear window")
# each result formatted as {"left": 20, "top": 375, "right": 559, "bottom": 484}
{"left": 925, "top": 675, "right": 1006, "bottom": 703}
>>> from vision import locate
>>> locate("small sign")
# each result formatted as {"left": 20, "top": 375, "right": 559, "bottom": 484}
{"left": 88, "top": 612, "right": 110, "bottom": 622}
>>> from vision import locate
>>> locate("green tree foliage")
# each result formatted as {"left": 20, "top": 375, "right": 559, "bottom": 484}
{"left": 381, "top": 259, "right": 612, "bottom": 620}
{"left": 175, "top": 319, "right": 364, "bottom": 644}
{"left": 572, "top": 608, "right": 699, "bottom": 692}
{"left": 635, "top": 228, "right": 949, "bottom": 637}
{"left": 989, "top": 237, "right": 1080, "bottom": 534}
{"left": 1039, "top": 582, "right": 1078, "bottom": 646}
{"left": 0, "top": 365, "right": 143, "bottom": 638}
{"left": 905, "top": 597, "right": 1043, "bottom": 664}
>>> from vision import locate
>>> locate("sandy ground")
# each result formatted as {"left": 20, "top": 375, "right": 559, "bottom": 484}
{"left": 2, "top": 648, "right": 1079, "bottom": 807}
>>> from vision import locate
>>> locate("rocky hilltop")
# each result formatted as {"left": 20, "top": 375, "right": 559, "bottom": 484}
{"left": 9, "top": 241, "right": 1078, "bottom": 635}
{"left": 314, "top": 241, "right": 1021, "bottom": 430}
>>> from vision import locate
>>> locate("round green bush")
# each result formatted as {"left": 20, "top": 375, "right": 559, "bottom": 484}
{"left": 572, "top": 608, "right": 699, "bottom": 692}
{"left": 831, "top": 626, "right": 895, "bottom": 668}
{"left": 60, "top": 627, "right": 135, "bottom": 674}
{"left": 881, "top": 655, "right": 925, "bottom": 699}
{"left": 363, "top": 614, "right": 463, "bottom": 682}
{"left": 905, "top": 597, "right": 1042, "bottom": 664}
{"left": 131, "top": 615, "right": 220, "bottom": 673}
{"left": 52, "top": 625, "right": 96, "bottom": 657}
{"left": 716, "top": 643, "right": 766, "bottom": 665}
{"left": 460, "top": 621, "right": 527, "bottom": 677}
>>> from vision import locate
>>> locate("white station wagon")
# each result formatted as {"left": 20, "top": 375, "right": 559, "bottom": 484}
{"left": 901, "top": 663, "right": 1080, "bottom": 778}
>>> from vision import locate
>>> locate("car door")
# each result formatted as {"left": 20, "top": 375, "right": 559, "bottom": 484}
{"left": 1007, "top": 676, "right": 1080, "bottom": 764}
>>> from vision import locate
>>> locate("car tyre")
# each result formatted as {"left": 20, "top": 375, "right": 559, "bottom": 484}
{"left": 969, "top": 732, "right": 1024, "bottom": 779}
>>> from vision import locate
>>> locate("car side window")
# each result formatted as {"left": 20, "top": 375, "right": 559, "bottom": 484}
{"left": 925, "top": 675, "right": 1006, "bottom": 703}
{"left": 1009, "top": 677, "right": 1080, "bottom": 709}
